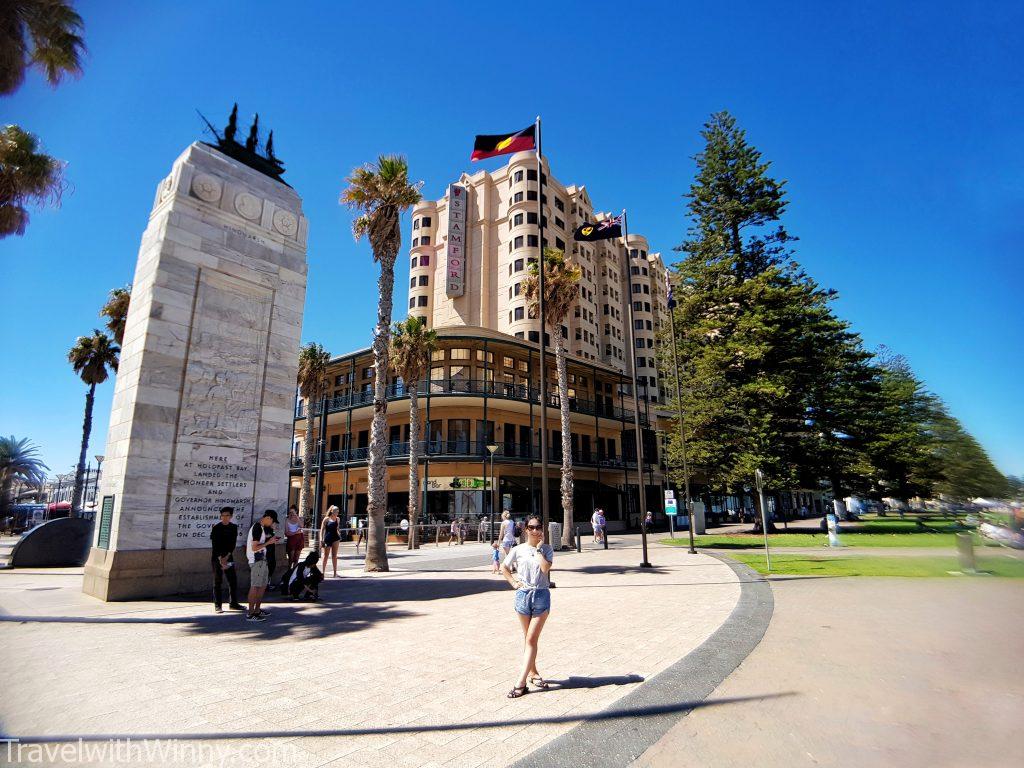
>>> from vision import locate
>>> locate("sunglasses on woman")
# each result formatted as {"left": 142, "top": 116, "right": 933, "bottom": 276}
{"left": 526, "top": 524, "right": 542, "bottom": 531}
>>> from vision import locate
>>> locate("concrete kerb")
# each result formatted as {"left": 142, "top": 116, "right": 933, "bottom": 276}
{"left": 513, "top": 555, "right": 774, "bottom": 768}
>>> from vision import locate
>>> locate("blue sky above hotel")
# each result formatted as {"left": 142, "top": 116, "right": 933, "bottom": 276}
{"left": 2, "top": 0, "right": 1022, "bottom": 477}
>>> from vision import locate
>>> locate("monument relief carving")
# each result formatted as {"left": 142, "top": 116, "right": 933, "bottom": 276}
{"left": 191, "top": 173, "right": 222, "bottom": 203}
{"left": 234, "top": 192, "right": 262, "bottom": 220}
{"left": 273, "top": 209, "right": 298, "bottom": 237}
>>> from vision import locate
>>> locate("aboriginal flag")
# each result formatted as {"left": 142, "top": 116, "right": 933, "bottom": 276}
{"left": 573, "top": 215, "right": 623, "bottom": 242}
{"left": 471, "top": 124, "right": 537, "bottom": 161}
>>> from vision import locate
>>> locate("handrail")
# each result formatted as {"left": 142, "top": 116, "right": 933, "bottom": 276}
{"left": 295, "top": 377, "right": 650, "bottom": 426}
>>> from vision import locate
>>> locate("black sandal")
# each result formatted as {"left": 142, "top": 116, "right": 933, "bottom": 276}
{"left": 507, "top": 685, "right": 528, "bottom": 699}
{"left": 528, "top": 676, "right": 549, "bottom": 690}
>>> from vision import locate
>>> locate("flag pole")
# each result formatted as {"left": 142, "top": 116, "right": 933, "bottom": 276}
{"left": 535, "top": 115, "right": 551, "bottom": 537}
{"left": 621, "top": 208, "right": 652, "bottom": 568}
{"left": 666, "top": 275, "right": 696, "bottom": 554}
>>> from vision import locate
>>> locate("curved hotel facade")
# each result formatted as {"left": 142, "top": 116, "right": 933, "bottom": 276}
{"left": 290, "top": 152, "right": 674, "bottom": 528}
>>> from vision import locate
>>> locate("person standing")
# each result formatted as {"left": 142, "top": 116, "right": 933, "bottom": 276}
{"left": 501, "top": 515, "right": 554, "bottom": 698}
{"left": 245, "top": 510, "right": 280, "bottom": 621}
{"left": 590, "top": 508, "right": 603, "bottom": 544}
{"left": 263, "top": 510, "right": 280, "bottom": 592}
{"left": 319, "top": 505, "right": 341, "bottom": 578}
{"left": 499, "top": 510, "right": 516, "bottom": 558}
{"left": 644, "top": 509, "right": 653, "bottom": 530}
{"left": 284, "top": 505, "right": 304, "bottom": 568}
{"left": 210, "top": 507, "right": 243, "bottom": 613}
{"left": 448, "top": 518, "right": 459, "bottom": 547}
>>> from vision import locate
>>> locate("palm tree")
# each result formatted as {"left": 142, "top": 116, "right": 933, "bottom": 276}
{"left": 67, "top": 330, "right": 118, "bottom": 515}
{"left": 296, "top": 342, "right": 331, "bottom": 531}
{"left": 340, "top": 155, "right": 422, "bottom": 572}
{"left": 0, "top": 436, "right": 49, "bottom": 521}
{"left": 524, "top": 248, "right": 583, "bottom": 549}
{"left": 0, "top": 0, "right": 85, "bottom": 95}
{"left": 0, "top": 124, "right": 64, "bottom": 238}
{"left": 99, "top": 286, "right": 131, "bottom": 345}
{"left": 389, "top": 316, "right": 438, "bottom": 549}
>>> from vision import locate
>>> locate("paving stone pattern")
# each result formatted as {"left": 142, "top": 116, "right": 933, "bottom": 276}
{"left": 0, "top": 541, "right": 740, "bottom": 767}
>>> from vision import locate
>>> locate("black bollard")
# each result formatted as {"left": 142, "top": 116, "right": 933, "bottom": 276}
{"left": 575, "top": 526, "right": 582, "bottom": 553}
{"left": 603, "top": 528, "right": 609, "bottom": 550}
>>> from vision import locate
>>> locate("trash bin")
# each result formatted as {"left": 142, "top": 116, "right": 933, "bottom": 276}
{"left": 548, "top": 522, "right": 562, "bottom": 547}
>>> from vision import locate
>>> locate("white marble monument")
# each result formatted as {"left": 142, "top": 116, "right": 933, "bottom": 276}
{"left": 83, "top": 142, "right": 307, "bottom": 600}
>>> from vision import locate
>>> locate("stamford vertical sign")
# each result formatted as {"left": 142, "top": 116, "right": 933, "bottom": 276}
{"left": 446, "top": 184, "right": 468, "bottom": 297}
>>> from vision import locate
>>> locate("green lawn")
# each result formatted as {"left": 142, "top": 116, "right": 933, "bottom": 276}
{"left": 729, "top": 553, "right": 1024, "bottom": 578}
{"left": 660, "top": 531, "right": 958, "bottom": 548}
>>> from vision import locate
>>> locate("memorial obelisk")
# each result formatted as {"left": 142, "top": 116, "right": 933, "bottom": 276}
{"left": 84, "top": 114, "right": 307, "bottom": 600}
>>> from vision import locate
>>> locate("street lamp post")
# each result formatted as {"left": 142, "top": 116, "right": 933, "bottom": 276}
{"left": 755, "top": 468, "right": 771, "bottom": 572}
{"left": 93, "top": 454, "right": 104, "bottom": 509}
{"left": 486, "top": 444, "right": 499, "bottom": 543}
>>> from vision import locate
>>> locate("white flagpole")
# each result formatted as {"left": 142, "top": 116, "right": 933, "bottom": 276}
{"left": 535, "top": 116, "right": 551, "bottom": 535}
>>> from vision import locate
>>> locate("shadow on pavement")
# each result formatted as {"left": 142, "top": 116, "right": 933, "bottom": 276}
{"left": 3, "top": 692, "right": 796, "bottom": 744}
{"left": 572, "top": 565, "right": 671, "bottom": 575}
{"left": 547, "top": 674, "right": 645, "bottom": 689}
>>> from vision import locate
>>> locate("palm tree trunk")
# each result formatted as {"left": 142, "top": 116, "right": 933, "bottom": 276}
{"left": 71, "top": 383, "right": 95, "bottom": 515}
{"left": 299, "top": 398, "right": 315, "bottom": 523}
{"left": 407, "top": 387, "right": 420, "bottom": 550}
{"left": 365, "top": 257, "right": 395, "bottom": 571}
{"left": 555, "top": 334, "right": 574, "bottom": 549}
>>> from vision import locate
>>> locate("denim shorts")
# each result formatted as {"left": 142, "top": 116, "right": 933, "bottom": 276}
{"left": 514, "top": 587, "right": 551, "bottom": 617}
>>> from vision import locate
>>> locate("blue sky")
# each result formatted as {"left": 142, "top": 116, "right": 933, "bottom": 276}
{"left": 2, "top": 0, "right": 1022, "bottom": 478}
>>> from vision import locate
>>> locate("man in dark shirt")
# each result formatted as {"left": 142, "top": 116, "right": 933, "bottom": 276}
{"left": 211, "top": 507, "right": 243, "bottom": 613}
{"left": 263, "top": 510, "right": 279, "bottom": 592}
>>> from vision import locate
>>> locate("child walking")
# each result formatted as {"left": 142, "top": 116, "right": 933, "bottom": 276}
{"left": 491, "top": 541, "right": 501, "bottom": 573}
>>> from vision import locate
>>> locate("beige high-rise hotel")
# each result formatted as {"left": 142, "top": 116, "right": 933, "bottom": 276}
{"left": 290, "top": 152, "right": 674, "bottom": 532}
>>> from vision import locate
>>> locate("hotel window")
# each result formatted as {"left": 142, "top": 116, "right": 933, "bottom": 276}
{"left": 528, "top": 331, "right": 539, "bottom": 342}
{"left": 631, "top": 266, "right": 640, "bottom": 275}
{"left": 412, "top": 237, "right": 419, "bottom": 247}
{"left": 418, "top": 275, "right": 428, "bottom": 286}
{"left": 513, "top": 192, "right": 524, "bottom": 203}
{"left": 514, "top": 170, "right": 524, "bottom": 182}
{"left": 431, "top": 349, "right": 444, "bottom": 362}
{"left": 555, "top": 197, "right": 565, "bottom": 211}
{"left": 411, "top": 257, "right": 418, "bottom": 268}
{"left": 408, "top": 298, "right": 415, "bottom": 308}
{"left": 450, "top": 348, "right": 470, "bottom": 360}
{"left": 644, "top": 302, "right": 651, "bottom": 312}
{"left": 635, "top": 319, "right": 644, "bottom": 330}
{"left": 514, "top": 306, "right": 525, "bottom": 321}
{"left": 632, "top": 284, "right": 641, "bottom": 293}
{"left": 646, "top": 320, "right": 653, "bottom": 330}
{"left": 503, "top": 356, "right": 514, "bottom": 368}
{"left": 556, "top": 237, "right": 565, "bottom": 250}
{"left": 416, "top": 296, "right": 428, "bottom": 307}
{"left": 513, "top": 213, "right": 523, "bottom": 226}
{"left": 517, "top": 360, "right": 529, "bottom": 373}
{"left": 417, "top": 315, "right": 427, "bottom": 325}
{"left": 514, "top": 258, "right": 524, "bottom": 272}
{"left": 527, "top": 190, "right": 537, "bottom": 201}
{"left": 633, "top": 301, "right": 642, "bottom": 311}
{"left": 555, "top": 217, "right": 564, "bottom": 230}
{"left": 362, "top": 367, "right": 373, "bottom": 378}
{"left": 635, "top": 339, "right": 644, "bottom": 349}
{"left": 410, "top": 278, "right": 416, "bottom": 288}
{"left": 476, "top": 350, "right": 493, "bottom": 363}
{"left": 421, "top": 254, "right": 430, "bottom": 266}
{"left": 514, "top": 282, "right": 521, "bottom": 296}
{"left": 508, "top": 287, "right": 513, "bottom": 300}
{"left": 527, "top": 169, "right": 537, "bottom": 180}
{"left": 430, "top": 366, "right": 444, "bottom": 380}
{"left": 508, "top": 311, "right": 513, "bottom": 324}
{"left": 515, "top": 331, "right": 524, "bottom": 339}
{"left": 413, "top": 219, "right": 420, "bottom": 230}
{"left": 642, "top": 267, "right": 648, "bottom": 275}
{"left": 643, "top": 284, "right": 650, "bottom": 294}
{"left": 527, "top": 212, "right": 538, "bottom": 224}
{"left": 421, "top": 235, "right": 431, "bottom": 245}
{"left": 514, "top": 236, "right": 524, "bottom": 249}
{"left": 421, "top": 217, "right": 431, "bottom": 227}
{"left": 527, "top": 235, "right": 538, "bottom": 247}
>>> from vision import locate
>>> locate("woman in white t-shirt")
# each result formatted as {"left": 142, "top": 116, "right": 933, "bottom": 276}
{"left": 500, "top": 514, "right": 554, "bottom": 698}
{"left": 498, "top": 510, "right": 516, "bottom": 557}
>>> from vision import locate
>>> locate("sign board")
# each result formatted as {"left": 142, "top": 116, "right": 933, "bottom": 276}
{"left": 423, "top": 476, "right": 490, "bottom": 492}
{"left": 446, "top": 184, "right": 468, "bottom": 297}
{"left": 502, "top": 494, "right": 512, "bottom": 511}
{"left": 665, "top": 498, "right": 678, "bottom": 516}
{"left": 665, "top": 490, "right": 675, "bottom": 500}
{"left": 97, "top": 495, "right": 115, "bottom": 549}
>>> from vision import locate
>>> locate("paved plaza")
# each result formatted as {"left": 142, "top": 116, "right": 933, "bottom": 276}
{"left": 0, "top": 537, "right": 754, "bottom": 767}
